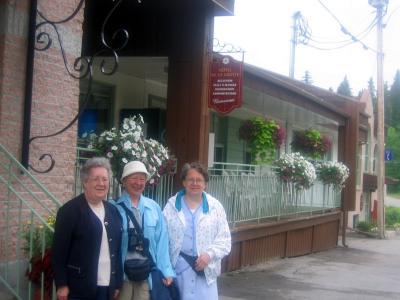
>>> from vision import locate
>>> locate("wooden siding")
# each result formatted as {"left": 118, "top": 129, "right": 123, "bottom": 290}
{"left": 223, "top": 212, "right": 341, "bottom": 272}
{"left": 286, "top": 227, "right": 313, "bottom": 257}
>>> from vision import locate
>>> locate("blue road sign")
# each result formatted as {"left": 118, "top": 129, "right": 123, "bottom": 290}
{"left": 385, "top": 149, "right": 393, "bottom": 161}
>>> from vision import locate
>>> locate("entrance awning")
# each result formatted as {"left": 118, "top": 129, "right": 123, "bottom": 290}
{"left": 212, "top": 0, "right": 235, "bottom": 15}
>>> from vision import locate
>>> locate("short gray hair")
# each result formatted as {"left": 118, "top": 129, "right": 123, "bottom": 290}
{"left": 80, "top": 157, "right": 112, "bottom": 183}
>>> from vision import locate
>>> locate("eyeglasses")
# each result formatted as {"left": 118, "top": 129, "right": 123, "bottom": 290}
{"left": 185, "top": 178, "right": 205, "bottom": 184}
{"left": 88, "top": 177, "right": 109, "bottom": 183}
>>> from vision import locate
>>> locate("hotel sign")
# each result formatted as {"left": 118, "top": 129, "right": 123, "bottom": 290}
{"left": 208, "top": 55, "right": 243, "bottom": 114}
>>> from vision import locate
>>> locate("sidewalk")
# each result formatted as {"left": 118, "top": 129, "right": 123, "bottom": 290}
{"left": 219, "top": 232, "right": 400, "bottom": 300}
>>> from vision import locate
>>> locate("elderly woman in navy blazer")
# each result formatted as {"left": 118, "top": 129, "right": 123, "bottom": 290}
{"left": 52, "top": 157, "right": 123, "bottom": 300}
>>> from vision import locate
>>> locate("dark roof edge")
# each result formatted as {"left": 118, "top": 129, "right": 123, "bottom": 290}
{"left": 243, "top": 63, "right": 359, "bottom": 118}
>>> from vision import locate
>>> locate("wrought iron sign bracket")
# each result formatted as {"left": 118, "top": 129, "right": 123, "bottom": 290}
{"left": 22, "top": 0, "right": 140, "bottom": 173}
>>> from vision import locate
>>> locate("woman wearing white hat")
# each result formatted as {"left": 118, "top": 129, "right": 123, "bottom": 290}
{"left": 113, "top": 161, "right": 175, "bottom": 300}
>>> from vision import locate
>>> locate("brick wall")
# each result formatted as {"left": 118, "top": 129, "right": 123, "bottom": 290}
{"left": 0, "top": 0, "right": 84, "bottom": 203}
{"left": 0, "top": 1, "right": 84, "bottom": 264}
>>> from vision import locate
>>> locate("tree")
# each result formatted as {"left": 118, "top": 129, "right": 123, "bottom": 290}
{"left": 302, "top": 70, "right": 313, "bottom": 84}
{"left": 337, "top": 75, "right": 352, "bottom": 96}
{"left": 386, "top": 126, "right": 400, "bottom": 193}
{"left": 387, "top": 70, "right": 400, "bottom": 128}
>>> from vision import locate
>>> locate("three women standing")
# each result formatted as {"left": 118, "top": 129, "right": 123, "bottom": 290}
{"left": 163, "top": 162, "right": 231, "bottom": 300}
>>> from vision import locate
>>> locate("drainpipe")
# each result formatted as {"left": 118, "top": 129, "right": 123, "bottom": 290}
{"left": 21, "top": 0, "right": 37, "bottom": 168}
{"left": 342, "top": 210, "right": 348, "bottom": 247}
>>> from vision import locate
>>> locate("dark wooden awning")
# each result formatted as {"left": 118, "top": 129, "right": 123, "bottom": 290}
{"left": 212, "top": 0, "right": 235, "bottom": 15}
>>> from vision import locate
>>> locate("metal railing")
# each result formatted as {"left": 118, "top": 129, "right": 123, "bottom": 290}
{"left": 0, "top": 143, "right": 60, "bottom": 300}
{"left": 208, "top": 162, "right": 341, "bottom": 227}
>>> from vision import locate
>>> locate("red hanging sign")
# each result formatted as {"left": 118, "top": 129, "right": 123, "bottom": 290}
{"left": 208, "top": 55, "right": 243, "bottom": 114}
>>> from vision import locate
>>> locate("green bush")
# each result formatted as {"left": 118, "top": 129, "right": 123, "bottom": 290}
{"left": 356, "top": 221, "right": 376, "bottom": 232}
{"left": 385, "top": 206, "right": 400, "bottom": 226}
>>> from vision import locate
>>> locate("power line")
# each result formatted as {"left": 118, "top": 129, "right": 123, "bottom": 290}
{"left": 317, "top": 0, "right": 379, "bottom": 53}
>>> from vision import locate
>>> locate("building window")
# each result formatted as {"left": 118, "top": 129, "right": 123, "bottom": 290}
{"left": 78, "top": 80, "right": 115, "bottom": 138}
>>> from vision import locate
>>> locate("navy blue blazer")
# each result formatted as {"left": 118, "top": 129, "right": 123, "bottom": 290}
{"left": 52, "top": 194, "right": 123, "bottom": 299}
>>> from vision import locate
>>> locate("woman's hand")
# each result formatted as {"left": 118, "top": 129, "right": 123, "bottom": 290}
{"left": 195, "top": 252, "right": 211, "bottom": 271}
{"left": 162, "top": 277, "right": 174, "bottom": 286}
{"left": 56, "top": 286, "right": 69, "bottom": 300}
{"left": 113, "top": 289, "right": 120, "bottom": 299}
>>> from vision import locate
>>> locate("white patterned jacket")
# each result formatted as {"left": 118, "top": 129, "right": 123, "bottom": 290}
{"left": 163, "top": 190, "right": 231, "bottom": 285}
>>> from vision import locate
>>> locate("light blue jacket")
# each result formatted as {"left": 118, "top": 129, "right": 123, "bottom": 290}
{"left": 112, "top": 191, "right": 175, "bottom": 281}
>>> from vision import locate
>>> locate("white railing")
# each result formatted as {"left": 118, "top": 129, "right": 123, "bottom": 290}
{"left": 208, "top": 162, "right": 341, "bottom": 226}
{"left": 74, "top": 156, "right": 341, "bottom": 225}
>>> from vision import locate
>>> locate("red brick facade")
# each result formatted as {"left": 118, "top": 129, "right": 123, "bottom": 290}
{"left": 0, "top": 0, "right": 84, "bottom": 202}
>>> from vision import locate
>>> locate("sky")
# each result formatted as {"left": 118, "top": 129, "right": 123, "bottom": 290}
{"left": 214, "top": 0, "right": 400, "bottom": 95}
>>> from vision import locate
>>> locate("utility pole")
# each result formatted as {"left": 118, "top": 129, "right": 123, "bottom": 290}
{"left": 369, "top": 0, "right": 388, "bottom": 239}
{"left": 289, "top": 11, "right": 301, "bottom": 78}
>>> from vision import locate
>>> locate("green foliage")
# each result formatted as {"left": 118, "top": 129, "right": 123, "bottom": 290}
{"left": 315, "top": 161, "right": 349, "bottom": 190}
{"left": 291, "top": 129, "right": 331, "bottom": 159}
{"left": 386, "top": 127, "right": 400, "bottom": 193}
{"left": 23, "top": 215, "right": 55, "bottom": 258}
{"left": 385, "top": 206, "right": 400, "bottom": 226}
{"left": 385, "top": 70, "right": 400, "bottom": 127}
{"left": 356, "top": 221, "right": 376, "bottom": 232}
{"left": 238, "top": 117, "right": 285, "bottom": 164}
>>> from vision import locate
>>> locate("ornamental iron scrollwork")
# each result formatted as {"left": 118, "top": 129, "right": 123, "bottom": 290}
{"left": 213, "top": 38, "right": 244, "bottom": 54}
{"left": 28, "top": 0, "right": 138, "bottom": 173}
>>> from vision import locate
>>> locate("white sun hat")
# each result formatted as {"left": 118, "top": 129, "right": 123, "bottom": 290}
{"left": 121, "top": 161, "right": 150, "bottom": 181}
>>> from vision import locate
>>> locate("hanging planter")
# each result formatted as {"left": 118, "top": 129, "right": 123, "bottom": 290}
{"left": 291, "top": 129, "right": 332, "bottom": 159}
{"left": 315, "top": 161, "right": 349, "bottom": 190}
{"left": 239, "top": 117, "right": 285, "bottom": 164}
{"left": 274, "top": 152, "right": 316, "bottom": 190}
{"left": 87, "top": 115, "right": 171, "bottom": 184}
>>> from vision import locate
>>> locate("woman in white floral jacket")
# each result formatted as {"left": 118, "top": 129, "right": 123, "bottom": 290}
{"left": 163, "top": 162, "right": 231, "bottom": 300}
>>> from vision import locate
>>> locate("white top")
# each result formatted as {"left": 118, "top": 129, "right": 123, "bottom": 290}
{"left": 163, "top": 192, "right": 231, "bottom": 285}
{"left": 89, "top": 201, "right": 111, "bottom": 286}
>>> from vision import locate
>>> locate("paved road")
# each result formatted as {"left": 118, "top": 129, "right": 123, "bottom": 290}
{"left": 219, "top": 232, "right": 400, "bottom": 300}
{"left": 386, "top": 196, "right": 400, "bottom": 207}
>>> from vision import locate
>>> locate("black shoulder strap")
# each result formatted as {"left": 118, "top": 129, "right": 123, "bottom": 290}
{"left": 118, "top": 202, "right": 144, "bottom": 235}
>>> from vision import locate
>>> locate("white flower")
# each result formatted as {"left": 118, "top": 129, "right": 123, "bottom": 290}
{"left": 154, "top": 155, "right": 162, "bottom": 166}
{"left": 275, "top": 152, "right": 316, "bottom": 190}
{"left": 88, "top": 114, "right": 170, "bottom": 183}
{"left": 123, "top": 141, "right": 132, "bottom": 150}
{"left": 133, "top": 132, "right": 141, "bottom": 142}
{"left": 315, "top": 161, "right": 349, "bottom": 189}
